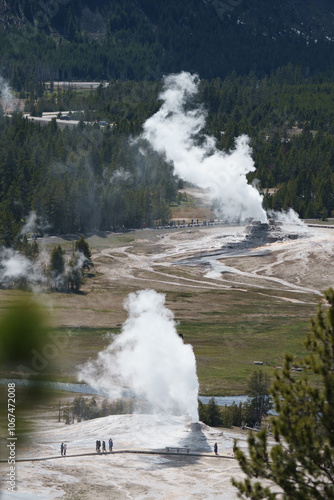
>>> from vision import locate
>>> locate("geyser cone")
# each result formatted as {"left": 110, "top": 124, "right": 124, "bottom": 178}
{"left": 78, "top": 289, "right": 199, "bottom": 421}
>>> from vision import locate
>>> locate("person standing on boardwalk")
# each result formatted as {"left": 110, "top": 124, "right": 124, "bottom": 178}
{"left": 61, "top": 443, "right": 64, "bottom": 456}
{"left": 63, "top": 443, "right": 67, "bottom": 456}
{"left": 214, "top": 442, "right": 218, "bottom": 455}
{"left": 109, "top": 438, "right": 113, "bottom": 452}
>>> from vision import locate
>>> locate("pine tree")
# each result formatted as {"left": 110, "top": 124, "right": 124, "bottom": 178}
{"left": 66, "top": 252, "right": 83, "bottom": 291}
{"left": 74, "top": 235, "right": 93, "bottom": 269}
{"left": 244, "top": 369, "right": 272, "bottom": 428}
{"left": 232, "top": 288, "right": 334, "bottom": 499}
{"left": 206, "top": 397, "right": 223, "bottom": 427}
{"left": 49, "top": 245, "right": 65, "bottom": 289}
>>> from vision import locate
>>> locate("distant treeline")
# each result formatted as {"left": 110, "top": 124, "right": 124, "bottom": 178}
{"left": 63, "top": 396, "right": 134, "bottom": 424}
{"left": 200, "top": 370, "right": 272, "bottom": 428}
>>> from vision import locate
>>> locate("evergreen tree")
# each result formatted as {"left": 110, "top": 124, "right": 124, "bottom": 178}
{"left": 49, "top": 245, "right": 65, "bottom": 289}
{"left": 206, "top": 397, "right": 223, "bottom": 427}
{"left": 66, "top": 253, "right": 83, "bottom": 291}
{"left": 198, "top": 400, "right": 207, "bottom": 423}
{"left": 244, "top": 369, "right": 272, "bottom": 428}
{"left": 232, "top": 288, "right": 334, "bottom": 499}
{"left": 74, "top": 235, "right": 93, "bottom": 269}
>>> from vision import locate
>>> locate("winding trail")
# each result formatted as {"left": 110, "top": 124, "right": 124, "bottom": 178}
{"left": 1, "top": 450, "right": 235, "bottom": 462}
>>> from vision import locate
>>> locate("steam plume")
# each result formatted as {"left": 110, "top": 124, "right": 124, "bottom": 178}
{"left": 20, "top": 211, "right": 50, "bottom": 236}
{"left": 140, "top": 71, "right": 267, "bottom": 223}
{"left": 0, "top": 76, "right": 14, "bottom": 113}
{"left": 268, "top": 207, "right": 306, "bottom": 227}
{"left": 77, "top": 289, "right": 199, "bottom": 421}
{"left": 0, "top": 247, "right": 48, "bottom": 288}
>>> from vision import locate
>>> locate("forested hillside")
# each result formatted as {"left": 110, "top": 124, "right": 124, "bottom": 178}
{"left": 1, "top": 67, "right": 333, "bottom": 247}
{"left": 33, "top": 69, "right": 334, "bottom": 221}
{"left": 0, "top": 109, "right": 178, "bottom": 246}
{"left": 0, "top": 1, "right": 334, "bottom": 246}
{"left": 1, "top": 0, "right": 334, "bottom": 91}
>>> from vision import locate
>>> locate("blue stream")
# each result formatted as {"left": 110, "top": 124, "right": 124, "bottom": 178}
{"left": 1, "top": 378, "right": 248, "bottom": 406}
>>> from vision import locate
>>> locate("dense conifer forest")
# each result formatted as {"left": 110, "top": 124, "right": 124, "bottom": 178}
{"left": 0, "top": 108, "right": 178, "bottom": 244}
{"left": 1, "top": 0, "right": 334, "bottom": 88}
{"left": 0, "top": 1, "right": 334, "bottom": 245}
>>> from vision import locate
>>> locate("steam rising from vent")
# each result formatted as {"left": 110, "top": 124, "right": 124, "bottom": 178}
{"left": 0, "top": 211, "right": 87, "bottom": 290}
{"left": 0, "top": 247, "right": 49, "bottom": 289}
{"left": 0, "top": 76, "right": 14, "bottom": 112}
{"left": 268, "top": 207, "right": 306, "bottom": 227}
{"left": 140, "top": 71, "right": 267, "bottom": 223}
{"left": 77, "top": 290, "right": 199, "bottom": 421}
{"left": 20, "top": 211, "right": 50, "bottom": 236}
{"left": 109, "top": 167, "right": 132, "bottom": 183}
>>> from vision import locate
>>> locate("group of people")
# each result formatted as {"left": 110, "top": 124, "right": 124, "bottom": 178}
{"left": 60, "top": 438, "right": 217, "bottom": 456}
{"left": 96, "top": 438, "right": 113, "bottom": 453}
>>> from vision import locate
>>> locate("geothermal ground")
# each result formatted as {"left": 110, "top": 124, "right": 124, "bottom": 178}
{"left": 34, "top": 218, "right": 333, "bottom": 331}
{"left": 2, "top": 412, "right": 257, "bottom": 500}
{"left": 1, "top": 192, "right": 334, "bottom": 499}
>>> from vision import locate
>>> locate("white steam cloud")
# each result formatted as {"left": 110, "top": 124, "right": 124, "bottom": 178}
{"left": 77, "top": 289, "right": 199, "bottom": 421}
{"left": 109, "top": 167, "right": 132, "bottom": 183}
{"left": 0, "top": 247, "right": 49, "bottom": 289}
{"left": 268, "top": 207, "right": 307, "bottom": 227}
{"left": 140, "top": 71, "right": 267, "bottom": 223}
{"left": 20, "top": 211, "right": 50, "bottom": 236}
{"left": 0, "top": 76, "right": 14, "bottom": 112}
{"left": 0, "top": 247, "right": 88, "bottom": 291}
{"left": 0, "top": 210, "right": 87, "bottom": 290}
{"left": 20, "top": 211, "right": 38, "bottom": 235}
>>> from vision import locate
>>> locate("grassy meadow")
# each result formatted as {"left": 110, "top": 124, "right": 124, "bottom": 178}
{"left": 0, "top": 218, "right": 323, "bottom": 397}
{"left": 1, "top": 287, "right": 314, "bottom": 396}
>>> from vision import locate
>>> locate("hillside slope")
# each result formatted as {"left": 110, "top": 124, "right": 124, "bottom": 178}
{"left": 228, "top": 0, "right": 334, "bottom": 40}
{"left": 0, "top": 0, "right": 333, "bottom": 85}
{"left": 1, "top": 0, "right": 333, "bottom": 39}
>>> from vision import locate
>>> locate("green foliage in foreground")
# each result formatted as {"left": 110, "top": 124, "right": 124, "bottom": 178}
{"left": 232, "top": 288, "right": 334, "bottom": 499}
{"left": 0, "top": 298, "right": 52, "bottom": 438}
